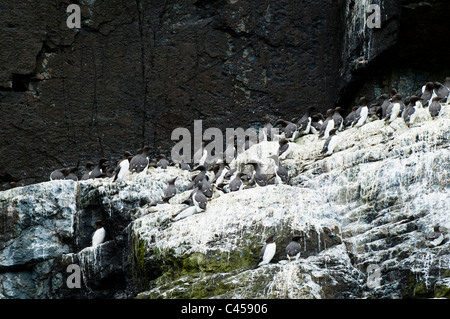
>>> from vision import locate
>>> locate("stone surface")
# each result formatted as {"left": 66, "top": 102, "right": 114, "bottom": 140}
{"left": 0, "top": 180, "right": 76, "bottom": 270}
{"left": 3, "top": 0, "right": 449, "bottom": 189}
{"left": 1, "top": 106, "right": 449, "bottom": 299}
{"left": 131, "top": 110, "right": 450, "bottom": 298}
{"left": 1, "top": 0, "right": 450, "bottom": 299}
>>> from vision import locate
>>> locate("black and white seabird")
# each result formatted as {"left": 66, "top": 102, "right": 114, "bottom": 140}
{"left": 92, "top": 220, "right": 106, "bottom": 247}
{"left": 368, "top": 103, "right": 381, "bottom": 121}
{"left": 444, "top": 77, "right": 450, "bottom": 90}
{"left": 180, "top": 160, "right": 191, "bottom": 171}
{"left": 390, "top": 88, "right": 398, "bottom": 98}
{"left": 321, "top": 128, "right": 338, "bottom": 155}
{"left": 385, "top": 94, "right": 403, "bottom": 123}
{"left": 258, "top": 234, "right": 276, "bottom": 266}
{"left": 278, "top": 138, "right": 292, "bottom": 160}
{"left": 295, "top": 107, "right": 314, "bottom": 136}
{"left": 162, "top": 176, "right": 178, "bottom": 202}
{"left": 157, "top": 154, "right": 170, "bottom": 169}
{"left": 425, "top": 225, "right": 444, "bottom": 247}
{"left": 148, "top": 158, "right": 158, "bottom": 168}
{"left": 81, "top": 162, "right": 94, "bottom": 180}
{"left": 129, "top": 146, "right": 150, "bottom": 173}
{"left": 201, "top": 177, "right": 214, "bottom": 198}
{"left": 192, "top": 180, "right": 208, "bottom": 210}
{"left": 353, "top": 97, "right": 369, "bottom": 127}
{"left": 245, "top": 162, "right": 267, "bottom": 187}
{"left": 172, "top": 205, "right": 198, "bottom": 222}
{"left": 275, "top": 119, "right": 298, "bottom": 140}
{"left": 267, "top": 154, "right": 288, "bottom": 184}
{"left": 310, "top": 114, "right": 323, "bottom": 134}
{"left": 90, "top": 158, "right": 108, "bottom": 179}
{"left": 403, "top": 96, "right": 422, "bottom": 124}
{"left": 344, "top": 106, "right": 358, "bottom": 128}
{"left": 187, "top": 165, "right": 207, "bottom": 190}
{"left": 333, "top": 107, "right": 344, "bottom": 131}
{"left": 212, "top": 162, "right": 229, "bottom": 186}
{"left": 421, "top": 82, "right": 435, "bottom": 106}
{"left": 263, "top": 115, "right": 274, "bottom": 141}
{"left": 193, "top": 142, "right": 207, "bottom": 166}
{"left": 229, "top": 171, "right": 246, "bottom": 192}
{"left": 172, "top": 181, "right": 208, "bottom": 221}
{"left": 434, "top": 82, "right": 449, "bottom": 100}
{"left": 429, "top": 97, "right": 444, "bottom": 118}
{"left": 380, "top": 94, "right": 391, "bottom": 119}
{"left": 65, "top": 167, "right": 78, "bottom": 181}
{"left": 113, "top": 151, "right": 132, "bottom": 182}
{"left": 50, "top": 168, "right": 70, "bottom": 181}
{"left": 286, "top": 235, "right": 303, "bottom": 261}
{"left": 319, "top": 109, "right": 335, "bottom": 139}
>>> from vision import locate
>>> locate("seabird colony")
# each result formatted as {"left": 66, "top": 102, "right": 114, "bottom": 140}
{"left": 47, "top": 78, "right": 449, "bottom": 262}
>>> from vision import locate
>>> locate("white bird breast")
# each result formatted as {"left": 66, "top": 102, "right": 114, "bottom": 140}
{"left": 118, "top": 160, "right": 130, "bottom": 180}
{"left": 356, "top": 107, "right": 368, "bottom": 127}
{"left": 92, "top": 227, "right": 106, "bottom": 247}
{"left": 327, "top": 135, "right": 339, "bottom": 155}
{"left": 259, "top": 242, "right": 276, "bottom": 266}
{"left": 389, "top": 103, "right": 401, "bottom": 121}
{"left": 173, "top": 206, "right": 198, "bottom": 221}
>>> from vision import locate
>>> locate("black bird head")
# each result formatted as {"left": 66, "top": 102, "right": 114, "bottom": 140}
{"left": 266, "top": 234, "right": 275, "bottom": 243}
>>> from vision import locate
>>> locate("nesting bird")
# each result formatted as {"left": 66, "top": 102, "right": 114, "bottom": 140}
{"left": 246, "top": 162, "right": 267, "bottom": 187}
{"left": 258, "top": 234, "right": 276, "bottom": 267}
{"left": 321, "top": 128, "right": 338, "bottom": 155}
{"left": 429, "top": 97, "right": 444, "bottom": 118}
{"left": 50, "top": 168, "right": 70, "bottom": 181}
{"left": 275, "top": 119, "right": 298, "bottom": 140}
{"left": 286, "top": 235, "right": 303, "bottom": 261}
{"left": 421, "top": 82, "right": 435, "bottom": 106}
{"left": 295, "top": 106, "right": 314, "bottom": 136}
{"left": 113, "top": 151, "right": 132, "bottom": 182}
{"left": 90, "top": 158, "right": 108, "bottom": 179}
{"left": 425, "top": 225, "right": 444, "bottom": 247}
{"left": 385, "top": 94, "right": 403, "bottom": 123}
{"left": 192, "top": 180, "right": 208, "bottom": 211}
{"left": 81, "top": 162, "right": 94, "bottom": 180}
{"left": 229, "top": 171, "right": 246, "bottom": 192}
{"left": 319, "top": 109, "right": 335, "bottom": 139}
{"left": 278, "top": 138, "right": 292, "bottom": 160}
{"left": 162, "top": 176, "right": 178, "bottom": 202}
{"left": 380, "top": 94, "right": 391, "bottom": 119}
{"left": 353, "top": 97, "right": 369, "bottom": 127}
{"left": 344, "top": 106, "right": 358, "bottom": 128}
{"left": 129, "top": 146, "right": 150, "bottom": 173}
{"left": 92, "top": 220, "right": 106, "bottom": 247}
{"left": 263, "top": 115, "right": 274, "bottom": 141}
{"left": 333, "top": 107, "right": 344, "bottom": 131}
{"left": 267, "top": 154, "right": 288, "bottom": 184}
{"left": 157, "top": 154, "right": 170, "bottom": 169}
{"left": 65, "top": 167, "right": 78, "bottom": 181}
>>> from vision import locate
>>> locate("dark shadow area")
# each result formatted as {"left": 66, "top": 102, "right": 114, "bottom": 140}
{"left": 338, "top": 1, "right": 450, "bottom": 114}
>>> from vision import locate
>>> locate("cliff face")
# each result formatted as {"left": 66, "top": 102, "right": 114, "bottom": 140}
{"left": 1, "top": 106, "right": 449, "bottom": 299}
{"left": 0, "top": 0, "right": 344, "bottom": 189}
{"left": 2, "top": 0, "right": 449, "bottom": 189}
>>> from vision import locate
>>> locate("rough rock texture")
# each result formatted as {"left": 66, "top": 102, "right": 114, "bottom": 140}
{"left": 1, "top": 0, "right": 449, "bottom": 189}
{"left": 339, "top": 0, "right": 450, "bottom": 107}
{"left": 1, "top": 105, "right": 449, "bottom": 299}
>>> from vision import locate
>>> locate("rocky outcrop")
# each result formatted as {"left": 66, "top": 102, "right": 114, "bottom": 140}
{"left": 2, "top": 0, "right": 449, "bottom": 189}
{"left": 1, "top": 106, "right": 449, "bottom": 299}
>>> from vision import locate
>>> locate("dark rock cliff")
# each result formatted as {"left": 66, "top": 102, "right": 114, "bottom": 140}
{"left": 0, "top": 0, "right": 449, "bottom": 189}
